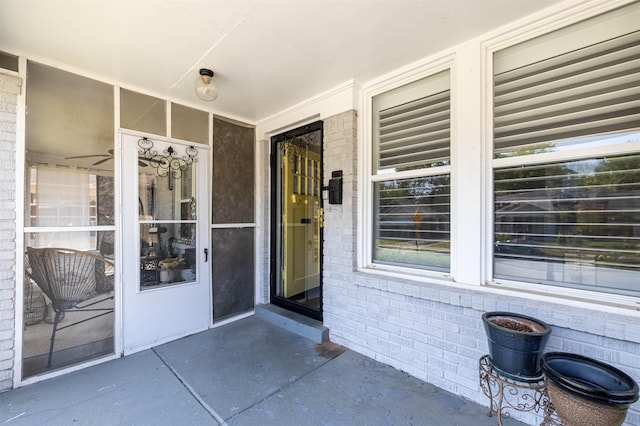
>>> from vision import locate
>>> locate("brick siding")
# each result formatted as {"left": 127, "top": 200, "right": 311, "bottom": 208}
{"left": 321, "top": 110, "right": 640, "bottom": 425}
{"left": 0, "top": 71, "right": 20, "bottom": 392}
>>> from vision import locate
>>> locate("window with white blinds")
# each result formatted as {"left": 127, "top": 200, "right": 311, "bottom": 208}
{"left": 373, "top": 70, "right": 450, "bottom": 173}
{"left": 374, "top": 175, "right": 450, "bottom": 271}
{"left": 493, "top": 2, "right": 640, "bottom": 296}
{"left": 371, "top": 70, "right": 451, "bottom": 271}
{"left": 494, "top": 154, "right": 640, "bottom": 296}
{"left": 377, "top": 90, "right": 450, "bottom": 171}
{"left": 494, "top": 30, "right": 640, "bottom": 158}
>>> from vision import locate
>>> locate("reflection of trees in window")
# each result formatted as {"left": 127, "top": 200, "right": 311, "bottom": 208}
{"left": 495, "top": 154, "right": 640, "bottom": 272}
{"left": 578, "top": 156, "right": 640, "bottom": 260}
{"left": 494, "top": 142, "right": 555, "bottom": 159}
{"left": 494, "top": 160, "right": 573, "bottom": 246}
{"left": 377, "top": 175, "right": 450, "bottom": 244}
{"left": 375, "top": 175, "right": 450, "bottom": 271}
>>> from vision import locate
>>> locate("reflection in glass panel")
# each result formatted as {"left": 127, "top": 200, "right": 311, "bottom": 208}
{"left": 23, "top": 232, "right": 115, "bottom": 378}
{"left": 171, "top": 103, "right": 209, "bottom": 145}
{"left": 373, "top": 175, "right": 451, "bottom": 271}
{"left": 138, "top": 143, "right": 197, "bottom": 290}
{"left": 120, "top": 88, "right": 166, "bottom": 136}
{"left": 140, "top": 223, "right": 196, "bottom": 287}
{"left": 494, "top": 131, "right": 640, "bottom": 159}
{"left": 494, "top": 154, "right": 640, "bottom": 296}
{"left": 138, "top": 163, "right": 195, "bottom": 221}
{"left": 274, "top": 127, "right": 322, "bottom": 313}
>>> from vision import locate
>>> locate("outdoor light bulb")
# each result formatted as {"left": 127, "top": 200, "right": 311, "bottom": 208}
{"left": 195, "top": 68, "right": 219, "bottom": 102}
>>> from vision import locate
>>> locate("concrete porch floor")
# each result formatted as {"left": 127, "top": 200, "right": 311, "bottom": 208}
{"left": 0, "top": 315, "right": 524, "bottom": 425}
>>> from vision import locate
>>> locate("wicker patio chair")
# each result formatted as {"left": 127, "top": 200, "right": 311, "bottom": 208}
{"left": 23, "top": 254, "right": 47, "bottom": 326}
{"left": 25, "top": 247, "right": 115, "bottom": 368}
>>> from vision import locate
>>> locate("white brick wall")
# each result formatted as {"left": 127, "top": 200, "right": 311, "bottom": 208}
{"left": 257, "top": 137, "right": 271, "bottom": 305}
{"left": 0, "top": 71, "right": 20, "bottom": 393}
{"left": 321, "top": 110, "right": 640, "bottom": 425}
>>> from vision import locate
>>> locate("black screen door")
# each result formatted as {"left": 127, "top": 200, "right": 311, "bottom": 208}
{"left": 270, "top": 121, "right": 323, "bottom": 320}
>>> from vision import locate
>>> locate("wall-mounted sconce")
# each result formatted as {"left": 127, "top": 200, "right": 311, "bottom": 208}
{"left": 194, "top": 68, "right": 219, "bottom": 102}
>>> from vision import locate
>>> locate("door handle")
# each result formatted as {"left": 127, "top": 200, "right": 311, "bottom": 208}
{"left": 204, "top": 248, "right": 208, "bottom": 262}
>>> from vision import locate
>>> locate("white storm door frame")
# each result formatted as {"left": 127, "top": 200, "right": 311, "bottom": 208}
{"left": 120, "top": 132, "right": 210, "bottom": 355}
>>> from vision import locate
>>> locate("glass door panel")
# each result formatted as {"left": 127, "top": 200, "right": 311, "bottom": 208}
{"left": 138, "top": 154, "right": 197, "bottom": 289}
{"left": 271, "top": 122, "right": 323, "bottom": 320}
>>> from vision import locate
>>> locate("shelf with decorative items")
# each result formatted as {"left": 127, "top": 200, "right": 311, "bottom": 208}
{"left": 479, "top": 354, "right": 563, "bottom": 426}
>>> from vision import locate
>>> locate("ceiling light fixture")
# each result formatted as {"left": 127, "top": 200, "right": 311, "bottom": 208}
{"left": 194, "top": 68, "right": 219, "bottom": 102}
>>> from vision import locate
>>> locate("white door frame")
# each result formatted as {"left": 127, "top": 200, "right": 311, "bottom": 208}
{"left": 120, "top": 131, "right": 211, "bottom": 355}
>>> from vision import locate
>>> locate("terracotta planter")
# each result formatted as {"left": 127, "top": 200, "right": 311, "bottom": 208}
{"left": 482, "top": 311, "right": 551, "bottom": 380}
{"left": 542, "top": 352, "right": 639, "bottom": 426}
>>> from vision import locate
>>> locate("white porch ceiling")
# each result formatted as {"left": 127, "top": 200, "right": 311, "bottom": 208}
{"left": 1, "top": 0, "right": 563, "bottom": 124}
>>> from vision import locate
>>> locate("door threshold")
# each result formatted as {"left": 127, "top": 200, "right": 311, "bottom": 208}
{"left": 255, "top": 304, "right": 328, "bottom": 344}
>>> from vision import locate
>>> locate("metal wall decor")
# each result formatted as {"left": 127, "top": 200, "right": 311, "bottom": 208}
{"left": 282, "top": 129, "right": 321, "bottom": 160}
{"left": 137, "top": 137, "right": 198, "bottom": 190}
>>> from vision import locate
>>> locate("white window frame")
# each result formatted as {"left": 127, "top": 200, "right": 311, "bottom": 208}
{"left": 482, "top": 0, "right": 640, "bottom": 308}
{"left": 359, "top": 55, "right": 455, "bottom": 280}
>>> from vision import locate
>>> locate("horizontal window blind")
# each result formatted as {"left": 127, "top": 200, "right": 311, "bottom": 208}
{"left": 370, "top": 69, "right": 451, "bottom": 272}
{"left": 494, "top": 29, "right": 640, "bottom": 157}
{"left": 494, "top": 154, "right": 640, "bottom": 295}
{"left": 493, "top": 4, "right": 640, "bottom": 296}
{"left": 374, "top": 176, "right": 450, "bottom": 271}
{"left": 378, "top": 91, "right": 450, "bottom": 170}
{"left": 372, "top": 70, "right": 450, "bottom": 173}
{"left": 494, "top": 2, "right": 640, "bottom": 75}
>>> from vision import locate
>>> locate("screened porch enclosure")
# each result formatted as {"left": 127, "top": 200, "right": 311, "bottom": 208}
{"left": 21, "top": 60, "right": 258, "bottom": 379}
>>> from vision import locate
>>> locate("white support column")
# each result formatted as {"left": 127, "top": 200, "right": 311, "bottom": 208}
{"left": 450, "top": 40, "right": 484, "bottom": 286}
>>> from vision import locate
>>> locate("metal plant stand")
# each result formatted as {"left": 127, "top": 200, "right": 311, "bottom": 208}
{"left": 479, "top": 355, "right": 563, "bottom": 426}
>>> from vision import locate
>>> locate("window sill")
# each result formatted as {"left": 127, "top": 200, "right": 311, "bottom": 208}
{"left": 489, "top": 279, "right": 640, "bottom": 316}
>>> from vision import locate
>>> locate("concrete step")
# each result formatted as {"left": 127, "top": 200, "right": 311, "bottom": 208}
{"left": 255, "top": 304, "right": 329, "bottom": 344}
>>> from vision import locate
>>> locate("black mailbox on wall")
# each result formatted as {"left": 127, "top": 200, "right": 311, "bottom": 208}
{"left": 327, "top": 170, "right": 343, "bottom": 205}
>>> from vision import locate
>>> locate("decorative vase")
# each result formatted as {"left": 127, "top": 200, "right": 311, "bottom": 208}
{"left": 542, "top": 352, "right": 639, "bottom": 426}
{"left": 482, "top": 311, "right": 551, "bottom": 380}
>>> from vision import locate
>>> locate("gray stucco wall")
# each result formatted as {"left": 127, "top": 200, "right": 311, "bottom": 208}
{"left": 0, "top": 71, "right": 20, "bottom": 392}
